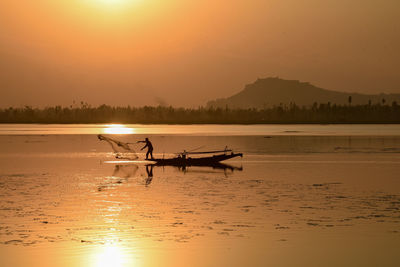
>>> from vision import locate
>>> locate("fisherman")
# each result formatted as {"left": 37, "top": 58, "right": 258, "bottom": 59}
{"left": 137, "top": 138, "right": 154, "bottom": 160}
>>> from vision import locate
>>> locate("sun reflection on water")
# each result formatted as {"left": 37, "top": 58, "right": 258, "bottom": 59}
{"left": 92, "top": 242, "right": 136, "bottom": 267}
{"left": 103, "top": 124, "right": 135, "bottom": 135}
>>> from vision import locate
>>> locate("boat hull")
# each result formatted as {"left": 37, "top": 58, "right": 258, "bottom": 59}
{"left": 147, "top": 152, "right": 243, "bottom": 167}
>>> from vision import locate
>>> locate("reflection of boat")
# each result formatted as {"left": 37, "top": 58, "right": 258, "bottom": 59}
{"left": 101, "top": 160, "right": 242, "bottom": 189}
{"left": 147, "top": 161, "right": 243, "bottom": 172}
{"left": 147, "top": 150, "right": 243, "bottom": 167}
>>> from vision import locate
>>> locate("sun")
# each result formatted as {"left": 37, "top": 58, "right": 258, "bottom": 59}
{"left": 99, "top": 0, "right": 126, "bottom": 5}
{"left": 94, "top": 0, "right": 140, "bottom": 7}
{"left": 81, "top": 0, "right": 144, "bottom": 15}
{"left": 83, "top": 0, "right": 138, "bottom": 9}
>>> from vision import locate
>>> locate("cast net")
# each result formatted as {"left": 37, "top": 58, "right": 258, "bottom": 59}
{"left": 98, "top": 134, "right": 138, "bottom": 160}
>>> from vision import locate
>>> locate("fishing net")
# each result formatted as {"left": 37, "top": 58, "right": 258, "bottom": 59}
{"left": 98, "top": 134, "right": 138, "bottom": 160}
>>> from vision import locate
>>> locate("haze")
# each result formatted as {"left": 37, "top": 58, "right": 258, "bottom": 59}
{"left": 1, "top": 0, "right": 399, "bottom": 107}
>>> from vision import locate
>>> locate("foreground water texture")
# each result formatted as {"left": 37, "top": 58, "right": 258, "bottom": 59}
{"left": 0, "top": 124, "right": 399, "bottom": 267}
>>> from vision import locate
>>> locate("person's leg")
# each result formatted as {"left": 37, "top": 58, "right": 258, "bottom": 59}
{"left": 150, "top": 149, "right": 154, "bottom": 159}
{"left": 146, "top": 150, "right": 150, "bottom": 159}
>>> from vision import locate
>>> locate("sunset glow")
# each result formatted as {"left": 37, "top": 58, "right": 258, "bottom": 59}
{"left": 1, "top": 0, "right": 398, "bottom": 108}
{"left": 0, "top": 1, "right": 400, "bottom": 267}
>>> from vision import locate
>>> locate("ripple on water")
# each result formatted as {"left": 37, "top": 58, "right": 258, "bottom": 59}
{"left": 1, "top": 156, "right": 400, "bottom": 247}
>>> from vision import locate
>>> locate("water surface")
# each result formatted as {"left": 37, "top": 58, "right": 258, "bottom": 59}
{"left": 0, "top": 124, "right": 399, "bottom": 267}
{"left": 1, "top": 123, "right": 400, "bottom": 136}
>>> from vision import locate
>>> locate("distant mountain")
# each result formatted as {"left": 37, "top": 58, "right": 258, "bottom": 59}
{"left": 207, "top": 77, "right": 400, "bottom": 108}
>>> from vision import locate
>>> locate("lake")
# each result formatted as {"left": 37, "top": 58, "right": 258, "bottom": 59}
{"left": 0, "top": 124, "right": 399, "bottom": 267}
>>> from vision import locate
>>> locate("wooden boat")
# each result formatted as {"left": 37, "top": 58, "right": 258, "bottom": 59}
{"left": 147, "top": 149, "right": 243, "bottom": 167}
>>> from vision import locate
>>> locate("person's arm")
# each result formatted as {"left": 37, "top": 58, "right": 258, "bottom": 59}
{"left": 137, "top": 140, "right": 146, "bottom": 148}
{"left": 141, "top": 143, "right": 148, "bottom": 150}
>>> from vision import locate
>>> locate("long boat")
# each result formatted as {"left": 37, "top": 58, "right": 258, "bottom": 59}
{"left": 147, "top": 150, "right": 243, "bottom": 167}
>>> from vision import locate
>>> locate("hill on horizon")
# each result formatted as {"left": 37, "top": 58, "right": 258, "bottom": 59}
{"left": 206, "top": 77, "right": 400, "bottom": 109}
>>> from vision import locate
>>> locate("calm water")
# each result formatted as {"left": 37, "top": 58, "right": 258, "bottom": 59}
{"left": 1, "top": 123, "right": 400, "bottom": 135}
{"left": 0, "top": 124, "right": 399, "bottom": 267}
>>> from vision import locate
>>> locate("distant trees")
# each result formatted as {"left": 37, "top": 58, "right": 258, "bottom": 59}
{"left": 0, "top": 103, "right": 399, "bottom": 124}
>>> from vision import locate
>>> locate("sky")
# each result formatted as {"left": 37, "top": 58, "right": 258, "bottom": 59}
{"left": 0, "top": 0, "right": 399, "bottom": 107}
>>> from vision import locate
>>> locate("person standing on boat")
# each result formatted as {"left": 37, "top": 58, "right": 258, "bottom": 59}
{"left": 137, "top": 138, "right": 154, "bottom": 160}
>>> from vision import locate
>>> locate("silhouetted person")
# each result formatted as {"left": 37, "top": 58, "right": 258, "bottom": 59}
{"left": 138, "top": 138, "right": 154, "bottom": 160}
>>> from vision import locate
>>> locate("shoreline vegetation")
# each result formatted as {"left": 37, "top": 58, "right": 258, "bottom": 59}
{"left": 0, "top": 103, "right": 399, "bottom": 124}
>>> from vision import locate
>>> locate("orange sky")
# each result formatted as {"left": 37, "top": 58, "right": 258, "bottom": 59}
{"left": 0, "top": 0, "right": 399, "bottom": 107}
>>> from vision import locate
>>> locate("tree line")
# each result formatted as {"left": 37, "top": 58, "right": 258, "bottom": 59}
{"left": 0, "top": 102, "right": 399, "bottom": 124}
